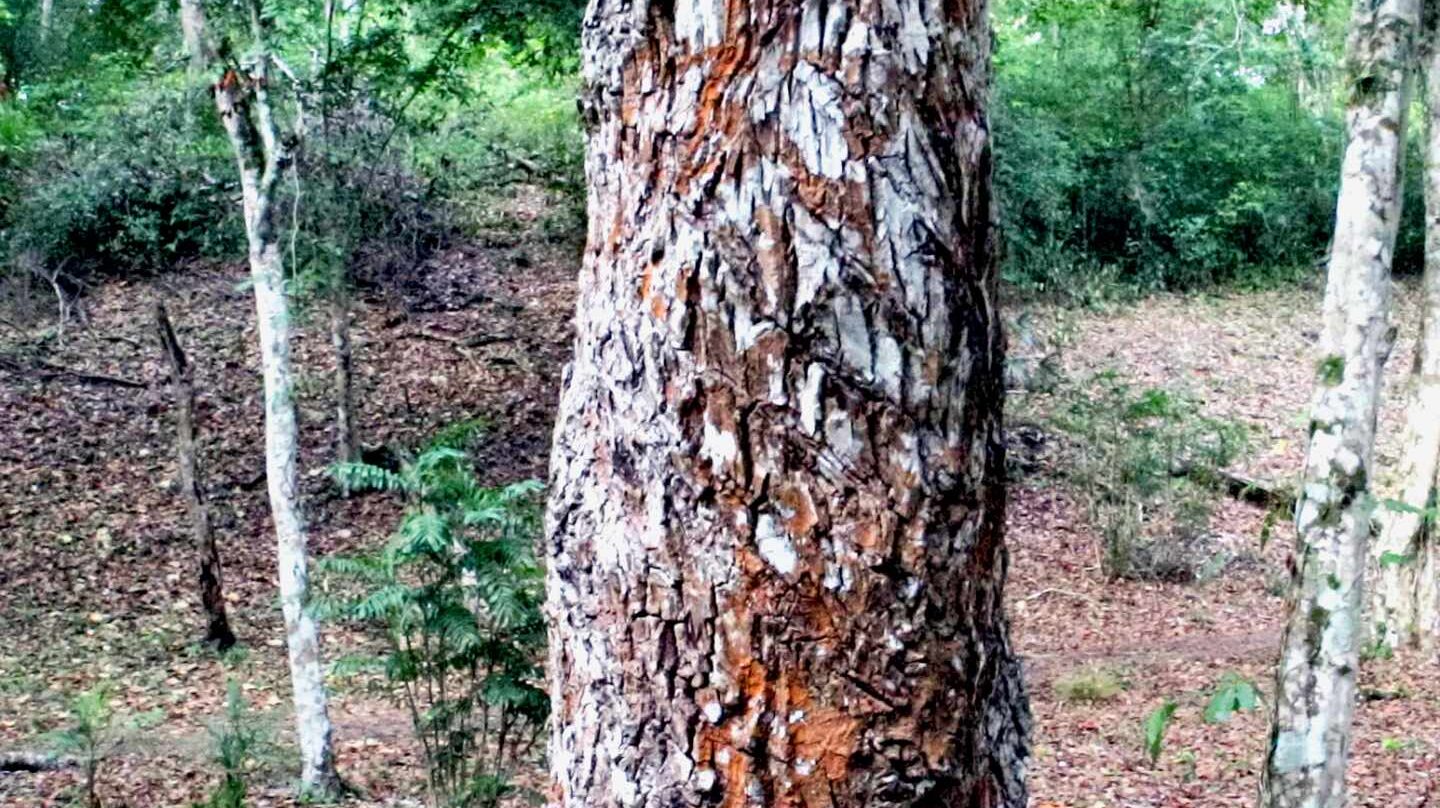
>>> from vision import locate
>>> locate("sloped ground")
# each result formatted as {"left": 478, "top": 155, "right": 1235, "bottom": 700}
{"left": 1, "top": 245, "right": 1437, "bottom": 806}
{"left": 1014, "top": 282, "right": 1440, "bottom": 806}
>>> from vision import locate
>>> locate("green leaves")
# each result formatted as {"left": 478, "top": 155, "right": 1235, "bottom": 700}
{"left": 1203, "top": 674, "right": 1259, "bottom": 724}
{"left": 1143, "top": 700, "right": 1178, "bottom": 764}
{"left": 315, "top": 423, "right": 547, "bottom": 805}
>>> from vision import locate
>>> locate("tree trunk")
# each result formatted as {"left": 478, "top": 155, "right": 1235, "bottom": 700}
{"left": 212, "top": 17, "right": 341, "bottom": 794}
{"left": 331, "top": 290, "right": 359, "bottom": 467}
{"left": 1261, "top": 1, "right": 1418, "bottom": 806}
{"left": 38, "top": 0, "right": 53, "bottom": 46}
{"left": 177, "top": 0, "right": 213, "bottom": 74}
{"left": 1372, "top": 13, "right": 1440, "bottom": 655}
{"left": 545, "top": 2, "right": 1029, "bottom": 807}
{"left": 155, "top": 301, "right": 236, "bottom": 651}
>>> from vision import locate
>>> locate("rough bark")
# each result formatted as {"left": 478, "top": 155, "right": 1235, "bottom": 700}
{"left": 155, "top": 301, "right": 236, "bottom": 652}
{"left": 1372, "top": 10, "right": 1440, "bottom": 655}
{"left": 1260, "top": 1, "right": 1418, "bottom": 805}
{"left": 331, "top": 291, "right": 359, "bottom": 467}
{"left": 546, "top": 2, "right": 1029, "bottom": 807}
{"left": 211, "top": 10, "right": 341, "bottom": 794}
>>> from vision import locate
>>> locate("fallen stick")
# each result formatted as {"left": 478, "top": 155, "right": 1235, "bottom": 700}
{"left": 0, "top": 751, "right": 76, "bottom": 772}
{"left": 0, "top": 357, "right": 147, "bottom": 389}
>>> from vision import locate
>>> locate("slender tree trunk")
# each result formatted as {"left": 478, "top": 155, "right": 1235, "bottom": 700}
{"left": 331, "top": 289, "right": 358, "bottom": 467}
{"left": 211, "top": 9, "right": 341, "bottom": 793}
{"left": 38, "top": 0, "right": 53, "bottom": 47}
{"left": 1373, "top": 14, "right": 1440, "bottom": 655}
{"left": 546, "top": 2, "right": 1029, "bottom": 806}
{"left": 1261, "top": 1, "right": 1418, "bottom": 805}
{"left": 155, "top": 301, "right": 237, "bottom": 651}
{"left": 177, "top": 0, "right": 213, "bottom": 74}
{"left": 1370, "top": 18, "right": 1440, "bottom": 651}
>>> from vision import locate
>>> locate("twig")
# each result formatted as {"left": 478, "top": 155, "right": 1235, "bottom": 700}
{"left": 1022, "top": 587, "right": 1099, "bottom": 605}
{"left": 0, "top": 751, "right": 76, "bottom": 772}
{"left": 0, "top": 357, "right": 147, "bottom": 389}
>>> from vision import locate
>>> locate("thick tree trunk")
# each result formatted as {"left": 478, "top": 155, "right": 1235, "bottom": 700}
{"left": 331, "top": 291, "right": 358, "bottom": 467}
{"left": 1261, "top": 1, "right": 1418, "bottom": 806}
{"left": 155, "top": 301, "right": 236, "bottom": 651}
{"left": 545, "top": 2, "right": 1029, "bottom": 807}
{"left": 1372, "top": 16, "right": 1440, "bottom": 655}
{"left": 213, "top": 33, "right": 341, "bottom": 796}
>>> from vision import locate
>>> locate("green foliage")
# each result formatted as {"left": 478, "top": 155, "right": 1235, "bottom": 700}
{"left": 411, "top": 47, "right": 583, "bottom": 236}
{"left": 1143, "top": 700, "right": 1178, "bottom": 765}
{"left": 1202, "top": 673, "right": 1259, "bottom": 724}
{"left": 47, "top": 683, "right": 162, "bottom": 808}
{"left": 2, "top": 75, "right": 242, "bottom": 289}
{"left": 197, "top": 680, "right": 267, "bottom": 808}
{"left": 993, "top": 0, "right": 1351, "bottom": 296}
{"left": 1053, "top": 666, "right": 1126, "bottom": 704}
{"left": 1047, "top": 370, "right": 1247, "bottom": 579}
{"left": 319, "top": 425, "right": 546, "bottom": 808}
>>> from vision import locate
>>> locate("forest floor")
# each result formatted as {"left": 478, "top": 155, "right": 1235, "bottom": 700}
{"left": 1, "top": 200, "right": 1437, "bottom": 806}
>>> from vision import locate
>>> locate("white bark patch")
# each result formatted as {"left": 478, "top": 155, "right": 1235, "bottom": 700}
{"left": 793, "top": 206, "right": 837, "bottom": 311}
{"left": 782, "top": 62, "right": 848, "bottom": 179}
{"left": 674, "top": 0, "right": 727, "bottom": 47}
{"left": 756, "top": 514, "right": 798, "bottom": 575}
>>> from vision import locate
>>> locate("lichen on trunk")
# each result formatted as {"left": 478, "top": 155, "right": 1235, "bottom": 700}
{"left": 1371, "top": 5, "right": 1440, "bottom": 655}
{"left": 1261, "top": 0, "right": 1419, "bottom": 805}
{"left": 545, "top": 1, "right": 1029, "bottom": 806}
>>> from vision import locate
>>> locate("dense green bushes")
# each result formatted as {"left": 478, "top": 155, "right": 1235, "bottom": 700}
{"left": 993, "top": 0, "right": 1357, "bottom": 297}
{"left": 4, "top": 78, "right": 242, "bottom": 280}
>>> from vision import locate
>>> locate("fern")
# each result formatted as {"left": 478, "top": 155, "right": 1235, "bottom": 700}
{"left": 316, "top": 423, "right": 547, "bottom": 807}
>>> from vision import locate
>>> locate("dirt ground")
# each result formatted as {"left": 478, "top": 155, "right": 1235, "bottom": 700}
{"left": 1, "top": 229, "right": 1437, "bottom": 806}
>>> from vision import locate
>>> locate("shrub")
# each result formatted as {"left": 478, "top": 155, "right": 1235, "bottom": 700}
{"left": 3, "top": 78, "right": 242, "bottom": 285}
{"left": 1053, "top": 667, "right": 1126, "bottom": 704}
{"left": 1047, "top": 371, "right": 1247, "bottom": 580}
{"left": 319, "top": 423, "right": 547, "bottom": 808}
{"left": 992, "top": 0, "right": 1348, "bottom": 296}
{"left": 198, "top": 680, "right": 267, "bottom": 808}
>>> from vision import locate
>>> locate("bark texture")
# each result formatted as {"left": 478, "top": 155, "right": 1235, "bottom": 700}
{"left": 1261, "top": 1, "right": 1418, "bottom": 805}
{"left": 546, "top": 2, "right": 1028, "bottom": 806}
{"left": 212, "top": 24, "right": 341, "bottom": 794}
{"left": 1372, "top": 10, "right": 1440, "bottom": 655}
{"left": 155, "top": 301, "right": 236, "bottom": 651}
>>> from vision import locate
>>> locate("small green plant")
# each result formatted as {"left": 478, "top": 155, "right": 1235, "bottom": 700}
{"left": 319, "top": 423, "right": 547, "bottom": 808}
{"left": 1202, "top": 673, "right": 1260, "bottom": 724}
{"left": 49, "top": 685, "right": 115, "bottom": 808}
{"left": 1143, "top": 700, "right": 1178, "bottom": 765}
{"left": 197, "top": 680, "right": 267, "bottom": 808}
{"left": 47, "top": 685, "right": 162, "bottom": 808}
{"left": 1047, "top": 371, "right": 1247, "bottom": 579}
{"left": 1052, "top": 667, "right": 1126, "bottom": 704}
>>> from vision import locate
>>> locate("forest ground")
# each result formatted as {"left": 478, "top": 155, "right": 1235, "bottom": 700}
{"left": 1, "top": 196, "right": 1437, "bottom": 806}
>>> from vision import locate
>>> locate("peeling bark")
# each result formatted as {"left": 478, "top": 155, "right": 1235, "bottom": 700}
{"left": 546, "top": 2, "right": 1028, "bottom": 806}
{"left": 209, "top": 5, "right": 341, "bottom": 793}
{"left": 1261, "top": 0, "right": 1418, "bottom": 805}
{"left": 1372, "top": 8, "right": 1440, "bottom": 655}
{"left": 155, "top": 301, "right": 236, "bottom": 652}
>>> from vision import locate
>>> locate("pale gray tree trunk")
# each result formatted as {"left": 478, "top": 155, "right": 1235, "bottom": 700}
{"left": 38, "top": 0, "right": 53, "bottom": 46}
{"left": 155, "top": 301, "right": 236, "bottom": 651}
{"left": 1372, "top": 12, "right": 1440, "bottom": 655}
{"left": 1261, "top": 0, "right": 1418, "bottom": 805}
{"left": 331, "top": 292, "right": 358, "bottom": 467}
{"left": 545, "top": 2, "right": 1029, "bottom": 806}
{"left": 209, "top": 4, "right": 341, "bottom": 794}
{"left": 177, "top": 0, "right": 212, "bottom": 73}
